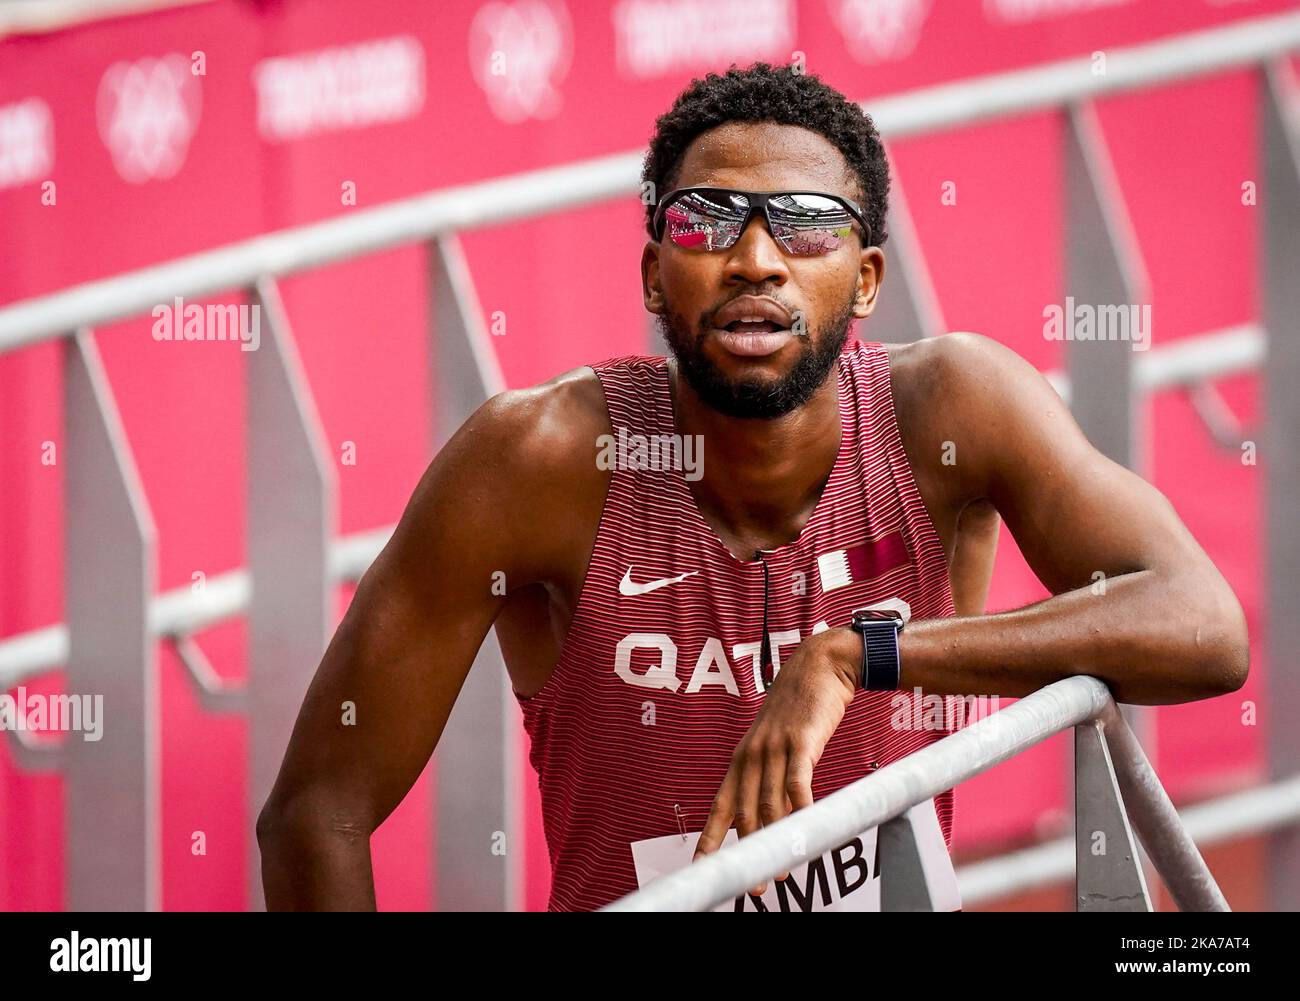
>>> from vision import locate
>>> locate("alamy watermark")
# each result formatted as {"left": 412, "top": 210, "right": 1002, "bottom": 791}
{"left": 0, "top": 686, "right": 103, "bottom": 741}
{"left": 151, "top": 296, "right": 261, "bottom": 351}
{"left": 890, "top": 687, "right": 1001, "bottom": 731}
{"left": 50, "top": 932, "right": 150, "bottom": 981}
{"left": 596, "top": 425, "right": 703, "bottom": 481}
{"left": 1043, "top": 297, "right": 1151, "bottom": 352}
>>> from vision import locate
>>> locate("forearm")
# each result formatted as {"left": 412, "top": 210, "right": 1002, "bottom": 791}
{"left": 826, "top": 569, "right": 1248, "bottom": 705}
{"left": 258, "top": 798, "right": 377, "bottom": 911}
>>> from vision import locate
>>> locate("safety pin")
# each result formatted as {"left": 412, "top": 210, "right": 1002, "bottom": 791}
{"left": 674, "top": 803, "right": 688, "bottom": 841}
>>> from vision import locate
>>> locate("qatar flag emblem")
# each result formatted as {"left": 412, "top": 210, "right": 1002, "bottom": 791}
{"left": 817, "top": 533, "right": 911, "bottom": 593}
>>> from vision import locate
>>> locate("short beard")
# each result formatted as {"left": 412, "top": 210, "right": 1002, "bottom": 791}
{"left": 657, "top": 292, "right": 856, "bottom": 420}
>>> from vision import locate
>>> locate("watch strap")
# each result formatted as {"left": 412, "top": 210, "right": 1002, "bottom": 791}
{"left": 861, "top": 622, "right": 900, "bottom": 690}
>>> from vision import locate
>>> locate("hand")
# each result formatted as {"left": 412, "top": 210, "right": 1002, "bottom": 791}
{"left": 692, "top": 627, "right": 859, "bottom": 895}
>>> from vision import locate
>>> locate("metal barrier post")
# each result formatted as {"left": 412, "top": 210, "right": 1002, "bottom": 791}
{"left": 1099, "top": 702, "right": 1229, "bottom": 911}
{"left": 1262, "top": 57, "right": 1300, "bottom": 912}
{"left": 64, "top": 328, "right": 159, "bottom": 911}
{"left": 1063, "top": 99, "right": 1150, "bottom": 492}
{"left": 1074, "top": 719, "right": 1151, "bottom": 911}
{"left": 246, "top": 279, "right": 337, "bottom": 910}
{"left": 428, "top": 236, "right": 521, "bottom": 911}
{"left": 867, "top": 165, "right": 946, "bottom": 344}
{"left": 1063, "top": 102, "right": 1160, "bottom": 857}
{"left": 879, "top": 799, "right": 962, "bottom": 911}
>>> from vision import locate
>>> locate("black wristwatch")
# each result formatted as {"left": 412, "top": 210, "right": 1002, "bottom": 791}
{"left": 848, "top": 607, "right": 905, "bottom": 691}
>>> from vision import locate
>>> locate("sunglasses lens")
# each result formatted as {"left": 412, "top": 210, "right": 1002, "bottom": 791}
{"left": 659, "top": 191, "right": 861, "bottom": 254}
{"left": 768, "top": 193, "right": 857, "bottom": 255}
{"left": 662, "top": 190, "right": 748, "bottom": 251}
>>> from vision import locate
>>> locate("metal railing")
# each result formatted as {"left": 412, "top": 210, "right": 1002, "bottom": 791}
{"left": 603, "top": 677, "right": 1225, "bottom": 912}
{"left": 958, "top": 767, "right": 1300, "bottom": 908}
{"left": 0, "top": 11, "right": 1298, "bottom": 911}
{"left": 0, "top": 0, "right": 211, "bottom": 39}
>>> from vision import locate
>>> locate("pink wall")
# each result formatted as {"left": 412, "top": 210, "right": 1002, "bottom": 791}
{"left": 2, "top": 0, "right": 1292, "bottom": 910}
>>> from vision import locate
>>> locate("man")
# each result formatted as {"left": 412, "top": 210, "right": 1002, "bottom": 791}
{"left": 257, "top": 63, "right": 1248, "bottom": 912}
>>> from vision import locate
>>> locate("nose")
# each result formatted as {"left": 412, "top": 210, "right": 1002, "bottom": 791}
{"left": 721, "top": 212, "right": 790, "bottom": 287}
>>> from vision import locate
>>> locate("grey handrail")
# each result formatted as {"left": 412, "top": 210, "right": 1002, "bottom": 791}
{"left": 602, "top": 677, "right": 1225, "bottom": 912}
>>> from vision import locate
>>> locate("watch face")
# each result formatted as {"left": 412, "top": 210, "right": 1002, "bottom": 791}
{"left": 851, "top": 608, "right": 904, "bottom": 629}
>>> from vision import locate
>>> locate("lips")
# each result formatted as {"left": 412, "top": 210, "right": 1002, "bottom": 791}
{"left": 709, "top": 296, "right": 796, "bottom": 358}
{"left": 711, "top": 327, "right": 794, "bottom": 357}
{"left": 712, "top": 296, "right": 793, "bottom": 330}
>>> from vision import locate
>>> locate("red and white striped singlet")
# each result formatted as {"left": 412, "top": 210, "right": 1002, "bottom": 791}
{"left": 515, "top": 339, "right": 958, "bottom": 911}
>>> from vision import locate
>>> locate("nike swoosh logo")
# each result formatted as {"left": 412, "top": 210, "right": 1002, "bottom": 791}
{"left": 619, "top": 566, "right": 700, "bottom": 596}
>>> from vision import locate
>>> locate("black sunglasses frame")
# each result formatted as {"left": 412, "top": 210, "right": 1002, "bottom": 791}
{"left": 652, "top": 186, "right": 874, "bottom": 251}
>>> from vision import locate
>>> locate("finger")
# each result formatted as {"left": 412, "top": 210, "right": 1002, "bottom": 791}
{"left": 769, "top": 790, "right": 790, "bottom": 878}
{"left": 760, "top": 747, "right": 791, "bottom": 883}
{"left": 693, "top": 771, "right": 737, "bottom": 862}
{"left": 734, "top": 751, "right": 764, "bottom": 841}
{"left": 775, "top": 791, "right": 795, "bottom": 880}
{"left": 733, "top": 749, "right": 768, "bottom": 894}
{"left": 778, "top": 752, "right": 819, "bottom": 883}
{"left": 786, "top": 749, "right": 816, "bottom": 812}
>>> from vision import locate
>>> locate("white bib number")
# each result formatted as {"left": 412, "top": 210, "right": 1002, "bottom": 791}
{"left": 630, "top": 828, "right": 880, "bottom": 911}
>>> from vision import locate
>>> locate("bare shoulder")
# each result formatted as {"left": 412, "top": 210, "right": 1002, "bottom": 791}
{"left": 881, "top": 333, "right": 995, "bottom": 446}
{"left": 471, "top": 364, "right": 612, "bottom": 476}
{"left": 449, "top": 364, "right": 613, "bottom": 516}
{"left": 882, "top": 332, "right": 1033, "bottom": 399}
{"left": 882, "top": 332, "right": 1069, "bottom": 428}
{"left": 879, "top": 333, "right": 1076, "bottom": 504}
{"left": 377, "top": 364, "right": 612, "bottom": 597}
{"left": 423, "top": 364, "right": 611, "bottom": 586}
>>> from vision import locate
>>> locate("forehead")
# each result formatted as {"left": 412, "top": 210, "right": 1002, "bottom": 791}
{"left": 672, "top": 121, "right": 856, "bottom": 197}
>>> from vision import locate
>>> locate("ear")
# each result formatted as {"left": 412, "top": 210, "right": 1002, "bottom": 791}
{"left": 853, "top": 246, "right": 886, "bottom": 319}
{"left": 642, "top": 240, "right": 665, "bottom": 315}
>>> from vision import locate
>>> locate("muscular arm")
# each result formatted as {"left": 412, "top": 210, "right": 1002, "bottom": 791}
{"left": 859, "top": 332, "right": 1248, "bottom": 705}
{"left": 256, "top": 375, "right": 602, "bottom": 910}
{"left": 696, "top": 332, "right": 1249, "bottom": 867}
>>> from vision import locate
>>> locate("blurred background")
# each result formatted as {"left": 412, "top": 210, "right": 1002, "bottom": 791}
{"left": 1, "top": 0, "right": 1298, "bottom": 911}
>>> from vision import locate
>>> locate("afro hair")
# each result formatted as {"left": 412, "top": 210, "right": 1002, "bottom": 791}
{"left": 641, "top": 62, "right": 890, "bottom": 247}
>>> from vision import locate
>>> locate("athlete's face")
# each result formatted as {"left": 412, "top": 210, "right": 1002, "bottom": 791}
{"left": 642, "top": 121, "right": 886, "bottom": 419}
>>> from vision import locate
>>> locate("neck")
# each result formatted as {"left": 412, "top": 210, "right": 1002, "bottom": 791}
{"left": 667, "top": 357, "right": 843, "bottom": 549}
